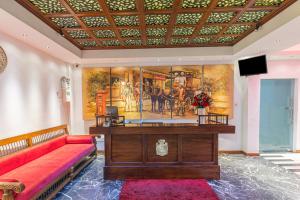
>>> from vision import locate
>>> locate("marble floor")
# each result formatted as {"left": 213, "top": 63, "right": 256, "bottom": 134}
{"left": 55, "top": 154, "right": 300, "bottom": 200}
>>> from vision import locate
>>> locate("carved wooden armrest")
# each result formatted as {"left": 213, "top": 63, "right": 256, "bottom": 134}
{"left": 0, "top": 179, "right": 25, "bottom": 200}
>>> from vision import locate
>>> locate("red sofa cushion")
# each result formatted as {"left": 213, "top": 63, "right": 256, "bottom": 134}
{"left": 0, "top": 143, "right": 95, "bottom": 200}
{"left": 0, "top": 135, "right": 67, "bottom": 176}
{"left": 66, "top": 135, "right": 93, "bottom": 144}
{"left": 0, "top": 179, "right": 18, "bottom": 182}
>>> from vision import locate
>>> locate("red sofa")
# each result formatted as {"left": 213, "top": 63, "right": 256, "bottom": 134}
{"left": 0, "top": 135, "right": 96, "bottom": 200}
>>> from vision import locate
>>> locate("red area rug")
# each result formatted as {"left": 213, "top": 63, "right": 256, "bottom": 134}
{"left": 119, "top": 179, "right": 219, "bottom": 200}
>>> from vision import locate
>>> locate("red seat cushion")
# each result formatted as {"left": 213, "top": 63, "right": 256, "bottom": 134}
{"left": 66, "top": 135, "right": 93, "bottom": 144}
{"left": 0, "top": 136, "right": 67, "bottom": 176}
{"left": 0, "top": 144, "right": 95, "bottom": 200}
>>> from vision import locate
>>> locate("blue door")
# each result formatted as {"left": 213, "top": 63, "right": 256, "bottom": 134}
{"left": 259, "top": 79, "right": 294, "bottom": 152}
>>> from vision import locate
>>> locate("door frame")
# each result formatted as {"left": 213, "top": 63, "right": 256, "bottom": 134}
{"left": 259, "top": 78, "right": 298, "bottom": 152}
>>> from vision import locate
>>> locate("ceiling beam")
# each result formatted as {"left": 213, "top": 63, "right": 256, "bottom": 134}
{"left": 165, "top": 0, "right": 182, "bottom": 45}
{"left": 212, "top": 0, "right": 257, "bottom": 44}
{"left": 57, "top": 0, "right": 100, "bottom": 47}
{"left": 96, "top": 0, "right": 124, "bottom": 46}
{"left": 188, "top": 0, "right": 219, "bottom": 44}
{"left": 136, "top": 0, "right": 147, "bottom": 45}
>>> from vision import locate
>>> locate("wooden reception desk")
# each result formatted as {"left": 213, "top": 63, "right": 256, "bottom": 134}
{"left": 90, "top": 123, "right": 235, "bottom": 180}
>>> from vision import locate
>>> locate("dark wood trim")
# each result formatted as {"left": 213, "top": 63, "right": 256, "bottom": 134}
{"left": 177, "top": 135, "right": 183, "bottom": 163}
{"left": 213, "top": 134, "right": 218, "bottom": 165}
{"left": 188, "top": 0, "right": 219, "bottom": 44}
{"left": 96, "top": 0, "right": 125, "bottom": 45}
{"left": 212, "top": 0, "right": 256, "bottom": 43}
{"left": 104, "top": 165, "right": 220, "bottom": 180}
{"left": 218, "top": 150, "right": 244, "bottom": 154}
{"left": 90, "top": 125, "right": 235, "bottom": 135}
{"left": 136, "top": 0, "right": 147, "bottom": 45}
{"left": 165, "top": 0, "right": 182, "bottom": 44}
{"left": 242, "top": 152, "right": 260, "bottom": 156}
{"left": 219, "top": 151, "right": 260, "bottom": 156}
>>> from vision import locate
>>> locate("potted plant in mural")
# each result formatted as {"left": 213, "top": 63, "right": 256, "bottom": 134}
{"left": 87, "top": 72, "right": 109, "bottom": 115}
{"left": 192, "top": 92, "right": 213, "bottom": 124}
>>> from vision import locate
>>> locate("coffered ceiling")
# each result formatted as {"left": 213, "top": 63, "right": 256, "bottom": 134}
{"left": 16, "top": 0, "right": 296, "bottom": 50}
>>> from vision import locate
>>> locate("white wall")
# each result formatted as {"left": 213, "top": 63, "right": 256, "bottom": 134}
{"left": 0, "top": 31, "right": 69, "bottom": 139}
{"left": 70, "top": 67, "right": 85, "bottom": 134}
{"left": 219, "top": 62, "right": 244, "bottom": 151}
{"left": 243, "top": 60, "right": 300, "bottom": 153}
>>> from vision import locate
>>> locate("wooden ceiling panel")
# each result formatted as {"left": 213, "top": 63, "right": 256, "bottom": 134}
{"left": 16, "top": 0, "right": 297, "bottom": 50}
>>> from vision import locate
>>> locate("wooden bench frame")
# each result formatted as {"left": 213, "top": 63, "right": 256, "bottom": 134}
{"left": 0, "top": 125, "right": 97, "bottom": 200}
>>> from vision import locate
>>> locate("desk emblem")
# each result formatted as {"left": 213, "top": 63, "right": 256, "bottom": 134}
{"left": 156, "top": 139, "right": 168, "bottom": 156}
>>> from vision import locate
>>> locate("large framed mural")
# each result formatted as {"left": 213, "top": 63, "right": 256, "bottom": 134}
{"left": 82, "top": 65, "right": 233, "bottom": 121}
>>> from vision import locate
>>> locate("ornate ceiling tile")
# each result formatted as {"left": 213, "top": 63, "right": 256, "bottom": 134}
{"left": 79, "top": 40, "right": 98, "bottom": 47}
{"left": 17, "top": 0, "right": 296, "bottom": 49}
{"left": 51, "top": 17, "right": 79, "bottom": 28}
{"left": 182, "top": 0, "right": 211, "bottom": 8}
{"left": 207, "top": 12, "right": 235, "bottom": 23}
{"left": 217, "top": 36, "right": 237, "bottom": 43}
{"left": 146, "top": 28, "right": 168, "bottom": 37}
{"left": 192, "top": 37, "right": 212, "bottom": 44}
{"left": 225, "top": 24, "right": 251, "bottom": 34}
{"left": 171, "top": 38, "right": 189, "bottom": 45}
{"left": 113, "top": 15, "right": 140, "bottom": 26}
{"left": 176, "top": 13, "right": 203, "bottom": 25}
{"left": 146, "top": 14, "right": 171, "bottom": 25}
{"left": 120, "top": 29, "right": 141, "bottom": 37}
{"left": 102, "top": 40, "right": 121, "bottom": 46}
{"left": 145, "top": 0, "right": 174, "bottom": 10}
{"left": 93, "top": 30, "right": 116, "bottom": 38}
{"left": 238, "top": 11, "right": 270, "bottom": 22}
{"left": 147, "top": 38, "right": 165, "bottom": 45}
{"left": 81, "top": 16, "right": 110, "bottom": 27}
{"left": 106, "top": 0, "right": 136, "bottom": 11}
{"left": 67, "top": 0, "right": 102, "bottom": 12}
{"left": 28, "top": 0, "right": 67, "bottom": 14}
{"left": 173, "top": 27, "right": 195, "bottom": 36}
{"left": 255, "top": 0, "right": 285, "bottom": 6}
{"left": 199, "top": 25, "right": 222, "bottom": 35}
{"left": 67, "top": 30, "right": 89, "bottom": 39}
{"left": 124, "top": 39, "right": 143, "bottom": 46}
{"left": 217, "top": 0, "right": 247, "bottom": 7}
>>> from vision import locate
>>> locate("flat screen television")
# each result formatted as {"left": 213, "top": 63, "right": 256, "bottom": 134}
{"left": 238, "top": 55, "right": 267, "bottom": 76}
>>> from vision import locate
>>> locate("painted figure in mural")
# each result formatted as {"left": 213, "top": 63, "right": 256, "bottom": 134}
{"left": 158, "top": 88, "right": 166, "bottom": 113}
{"left": 176, "top": 85, "right": 186, "bottom": 116}
{"left": 134, "top": 82, "right": 140, "bottom": 112}
{"left": 150, "top": 86, "right": 158, "bottom": 112}
{"left": 144, "top": 79, "right": 151, "bottom": 99}
{"left": 174, "top": 72, "right": 186, "bottom": 87}
{"left": 120, "top": 81, "right": 126, "bottom": 102}
{"left": 124, "top": 82, "right": 133, "bottom": 112}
